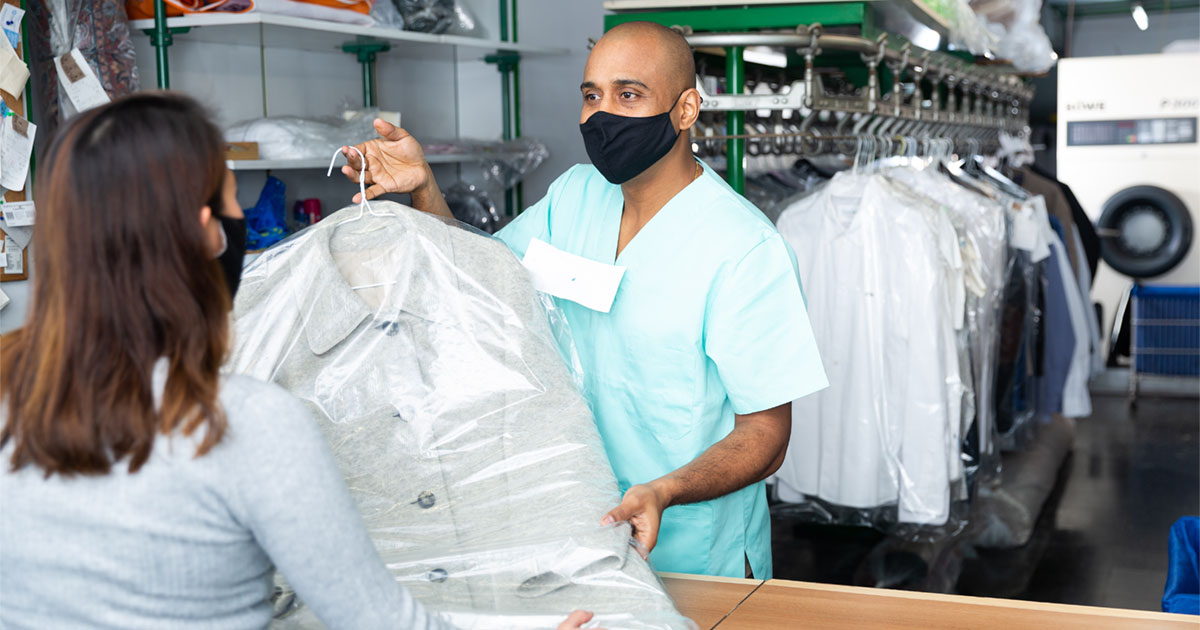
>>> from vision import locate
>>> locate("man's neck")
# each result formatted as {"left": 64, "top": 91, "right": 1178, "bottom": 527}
{"left": 620, "top": 144, "right": 698, "bottom": 225}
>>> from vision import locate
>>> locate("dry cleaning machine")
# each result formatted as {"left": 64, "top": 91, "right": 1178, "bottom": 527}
{"left": 1056, "top": 53, "right": 1200, "bottom": 357}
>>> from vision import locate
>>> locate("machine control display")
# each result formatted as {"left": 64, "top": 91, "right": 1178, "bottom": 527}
{"left": 1067, "top": 117, "right": 1197, "bottom": 146}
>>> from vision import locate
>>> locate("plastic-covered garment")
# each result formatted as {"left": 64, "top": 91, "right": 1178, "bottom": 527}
{"left": 1164, "top": 517, "right": 1200, "bottom": 615}
{"left": 444, "top": 182, "right": 502, "bottom": 234}
{"left": 29, "top": 0, "right": 140, "bottom": 144}
{"left": 886, "top": 165, "right": 1009, "bottom": 466}
{"left": 970, "top": 0, "right": 1057, "bottom": 72}
{"left": 773, "top": 171, "right": 966, "bottom": 531}
{"left": 229, "top": 199, "right": 693, "bottom": 630}
{"left": 993, "top": 248, "right": 1042, "bottom": 446}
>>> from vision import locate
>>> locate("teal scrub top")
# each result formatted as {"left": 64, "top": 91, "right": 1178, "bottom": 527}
{"left": 496, "top": 161, "right": 828, "bottom": 579}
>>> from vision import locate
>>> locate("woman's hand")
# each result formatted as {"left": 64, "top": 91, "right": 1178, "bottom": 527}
{"left": 558, "top": 610, "right": 598, "bottom": 629}
{"left": 340, "top": 119, "right": 431, "bottom": 203}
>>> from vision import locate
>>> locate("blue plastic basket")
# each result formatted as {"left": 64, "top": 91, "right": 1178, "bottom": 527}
{"left": 1131, "top": 285, "right": 1200, "bottom": 377}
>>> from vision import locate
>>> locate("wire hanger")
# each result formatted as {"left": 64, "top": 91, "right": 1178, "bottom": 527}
{"left": 326, "top": 146, "right": 401, "bottom": 292}
{"left": 326, "top": 146, "right": 397, "bottom": 226}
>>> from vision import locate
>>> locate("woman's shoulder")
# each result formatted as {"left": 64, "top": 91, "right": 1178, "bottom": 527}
{"left": 216, "top": 375, "right": 321, "bottom": 448}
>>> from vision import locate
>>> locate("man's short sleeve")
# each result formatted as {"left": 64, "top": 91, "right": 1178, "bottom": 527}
{"left": 704, "top": 234, "right": 828, "bottom": 415}
{"left": 495, "top": 165, "right": 579, "bottom": 258}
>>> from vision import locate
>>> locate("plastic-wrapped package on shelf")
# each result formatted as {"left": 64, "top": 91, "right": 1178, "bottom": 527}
{"left": 370, "top": 0, "right": 406, "bottom": 29}
{"left": 937, "top": 0, "right": 1000, "bottom": 56}
{"left": 225, "top": 109, "right": 383, "bottom": 161}
{"left": 970, "top": 0, "right": 1057, "bottom": 73}
{"left": 229, "top": 199, "right": 694, "bottom": 630}
{"left": 398, "top": 0, "right": 454, "bottom": 33}
{"left": 424, "top": 137, "right": 551, "bottom": 192}
{"left": 445, "top": 0, "right": 485, "bottom": 37}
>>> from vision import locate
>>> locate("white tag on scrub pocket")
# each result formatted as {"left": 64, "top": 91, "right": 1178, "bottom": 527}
{"left": 521, "top": 238, "right": 626, "bottom": 313}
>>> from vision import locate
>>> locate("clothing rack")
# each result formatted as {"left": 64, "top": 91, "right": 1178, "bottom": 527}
{"left": 678, "top": 25, "right": 1033, "bottom": 193}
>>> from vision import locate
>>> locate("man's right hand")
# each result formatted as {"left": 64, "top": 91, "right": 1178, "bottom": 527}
{"left": 340, "top": 119, "right": 430, "bottom": 203}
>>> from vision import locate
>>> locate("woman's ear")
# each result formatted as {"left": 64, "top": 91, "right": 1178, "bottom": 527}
{"left": 199, "top": 204, "right": 221, "bottom": 255}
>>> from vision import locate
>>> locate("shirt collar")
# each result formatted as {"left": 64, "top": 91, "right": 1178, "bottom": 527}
{"left": 298, "top": 201, "right": 456, "bottom": 356}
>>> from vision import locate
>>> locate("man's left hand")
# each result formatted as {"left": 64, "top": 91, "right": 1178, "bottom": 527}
{"left": 601, "top": 483, "right": 670, "bottom": 557}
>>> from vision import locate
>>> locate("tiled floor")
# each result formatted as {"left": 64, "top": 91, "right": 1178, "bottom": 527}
{"left": 772, "top": 392, "right": 1200, "bottom": 612}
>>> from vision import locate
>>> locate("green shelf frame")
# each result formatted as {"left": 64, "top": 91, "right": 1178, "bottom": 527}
{"left": 604, "top": 3, "right": 876, "bottom": 34}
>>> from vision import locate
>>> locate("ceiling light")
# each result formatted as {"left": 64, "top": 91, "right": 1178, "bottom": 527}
{"left": 744, "top": 46, "right": 787, "bottom": 68}
{"left": 1131, "top": 2, "right": 1149, "bottom": 31}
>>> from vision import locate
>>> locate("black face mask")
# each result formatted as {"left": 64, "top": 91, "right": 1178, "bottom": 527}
{"left": 215, "top": 215, "right": 247, "bottom": 301}
{"left": 579, "top": 91, "right": 685, "bottom": 185}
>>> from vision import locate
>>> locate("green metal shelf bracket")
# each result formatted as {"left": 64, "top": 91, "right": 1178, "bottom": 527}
{"left": 147, "top": 0, "right": 191, "bottom": 89}
{"left": 342, "top": 38, "right": 391, "bottom": 108}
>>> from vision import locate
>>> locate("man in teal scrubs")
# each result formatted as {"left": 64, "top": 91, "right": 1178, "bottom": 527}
{"left": 342, "top": 21, "right": 827, "bottom": 579}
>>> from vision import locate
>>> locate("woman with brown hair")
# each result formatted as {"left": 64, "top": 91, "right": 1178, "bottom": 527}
{"left": 0, "top": 93, "right": 592, "bottom": 630}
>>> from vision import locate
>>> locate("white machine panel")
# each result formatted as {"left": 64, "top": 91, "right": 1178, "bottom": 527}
{"left": 1057, "top": 53, "right": 1200, "bottom": 344}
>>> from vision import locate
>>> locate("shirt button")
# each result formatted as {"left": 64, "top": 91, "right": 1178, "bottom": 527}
{"left": 427, "top": 568, "right": 449, "bottom": 583}
{"left": 416, "top": 491, "right": 436, "bottom": 509}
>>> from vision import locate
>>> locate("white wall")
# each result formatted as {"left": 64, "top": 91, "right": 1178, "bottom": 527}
{"left": 516, "top": 0, "right": 607, "bottom": 202}
{"left": 1069, "top": 9, "right": 1199, "bottom": 57}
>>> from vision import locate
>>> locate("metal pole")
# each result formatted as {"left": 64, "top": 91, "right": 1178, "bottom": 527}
{"left": 362, "top": 55, "right": 374, "bottom": 107}
{"left": 512, "top": 0, "right": 523, "bottom": 212}
{"left": 725, "top": 46, "right": 745, "bottom": 194}
{"left": 153, "top": 0, "right": 170, "bottom": 89}
{"left": 499, "top": 0, "right": 513, "bottom": 215}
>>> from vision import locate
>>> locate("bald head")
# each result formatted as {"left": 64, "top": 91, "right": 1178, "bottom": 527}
{"left": 594, "top": 21, "right": 696, "bottom": 96}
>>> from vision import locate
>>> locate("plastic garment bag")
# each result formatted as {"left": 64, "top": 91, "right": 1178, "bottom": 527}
{"left": 886, "top": 166, "right": 1009, "bottom": 473}
{"left": 228, "top": 200, "right": 694, "bottom": 630}
{"left": 773, "top": 171, "right": 964, "bottom": 531}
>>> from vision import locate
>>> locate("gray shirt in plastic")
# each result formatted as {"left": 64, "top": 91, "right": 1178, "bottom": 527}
{"left": 229, "top": 201, "right": 693, "bottom": 630}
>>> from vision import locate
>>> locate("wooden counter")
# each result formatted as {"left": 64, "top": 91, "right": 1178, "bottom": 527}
{"left": 660, "top": 574, "right": 1199, "bottom": 630}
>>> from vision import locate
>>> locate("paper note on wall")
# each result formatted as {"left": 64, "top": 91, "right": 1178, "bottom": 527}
{"left": 1, "top": 114, "right": 34, "bottom": 191}
{"left": 0, "top": 31, "right": 27, "bottom": 99}
{"left": 0, "top": 4, "right": 23, "bottom": 50}
{"left": 54, "top": 48, "right": 110, "bottom": 114}
{"left": 0, "top": 221, "right": 29, "bottom": 249}
{"left": 3, "top": 235, "right": 20, "bottom": 274}
{"left": 2, "top": 200, "right": 33, "bottom": 227}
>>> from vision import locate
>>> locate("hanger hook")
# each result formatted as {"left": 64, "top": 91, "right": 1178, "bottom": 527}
{"left": 328, "top": 146, "right": 377, "bottom": 220}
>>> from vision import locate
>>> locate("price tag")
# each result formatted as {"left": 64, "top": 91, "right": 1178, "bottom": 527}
{"left": 54, "top": 48, "right": 111, "bottom": 114}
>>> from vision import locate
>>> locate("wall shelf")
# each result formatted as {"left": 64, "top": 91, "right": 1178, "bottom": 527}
{"left": 227, "top": 151, "right": 529, "bottom": 171}
{"left": 129, "top": 13, "right": 567, "bottom": 60}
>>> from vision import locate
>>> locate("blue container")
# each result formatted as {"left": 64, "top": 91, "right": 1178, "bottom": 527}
{"left": 1132, "top": 285, "right": 1200, "bottom": 376}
